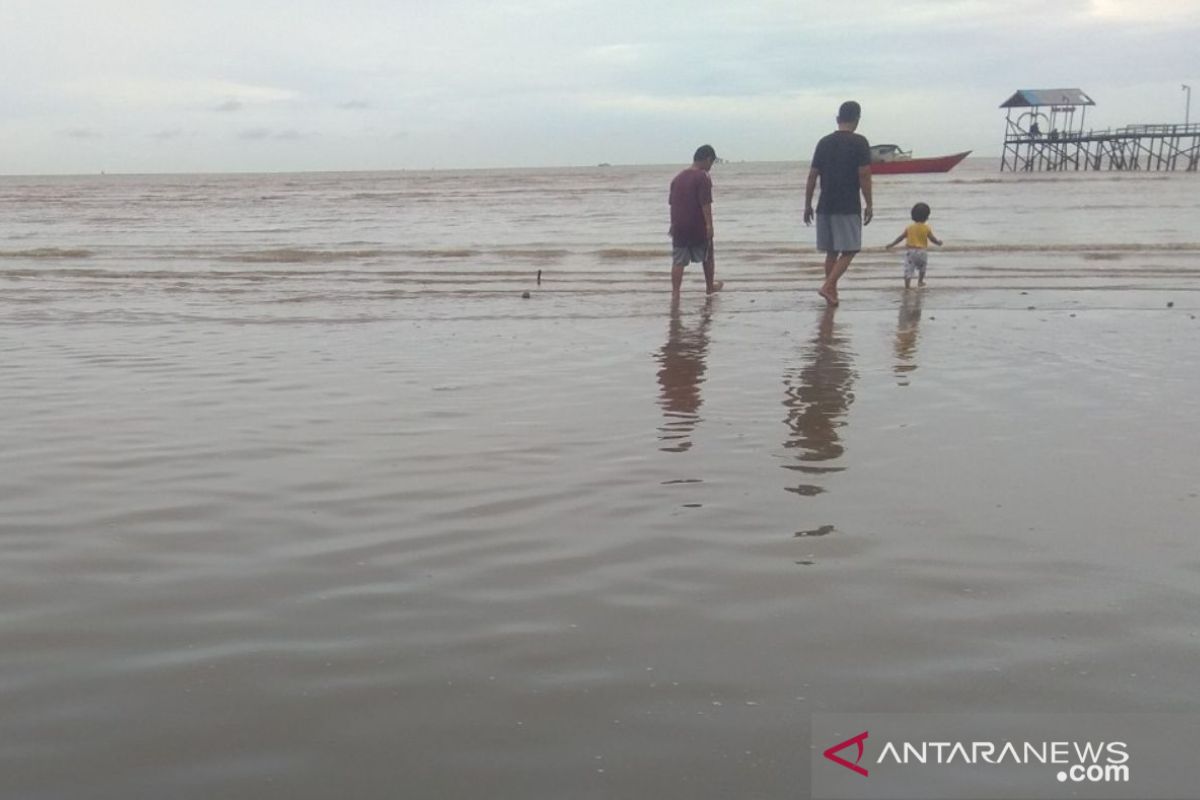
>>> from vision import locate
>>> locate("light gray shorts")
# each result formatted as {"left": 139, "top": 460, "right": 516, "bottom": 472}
{"left": 903, "top": 248, "right": 928, "bottom": 278}
{"left": 672, "top": 243, "right": 709, "bottom": 266}
{"left": 815, "top": 213, "right": 862, "bottom": 253}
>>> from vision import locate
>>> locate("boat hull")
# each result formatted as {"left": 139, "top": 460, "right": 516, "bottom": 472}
{"left": 870, "top": 151, "right": 971, "bottom": 174}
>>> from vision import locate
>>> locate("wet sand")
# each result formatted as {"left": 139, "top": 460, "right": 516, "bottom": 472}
{"left": 3, "top": 281, "right": 1199, "bottom": 799}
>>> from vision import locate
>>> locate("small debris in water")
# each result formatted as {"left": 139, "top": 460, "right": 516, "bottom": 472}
{"left": 521, "top": 291, "right": 531, "bottom": 299}
{"left": 1167, "top": 301, "right": 1174, "bottom": 308}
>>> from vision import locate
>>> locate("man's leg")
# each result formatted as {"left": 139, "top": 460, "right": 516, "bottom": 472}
{"left": 819, "top": 215, "right": 862, "bottom": 302}
{"left": 825, "top": 252, "right": 856, "bottom": 295}
{"left": 702, "top": 245, "right": 722, "bottom": 293}
{"left": 671, "top": 262, "right": 685, "bottom": 294}
{"left": 820, "top": 251, "right": 857, "bottom": 301}
{"left": 818, "top": 251, "right": 839, "bottom": 305}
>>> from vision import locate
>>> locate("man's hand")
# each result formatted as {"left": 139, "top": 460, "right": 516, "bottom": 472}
{"left": 803, "top": 206, "right": 815, "bottom": 226}
{"left": 863, "top": 206, "right": 873, "bottom": 226}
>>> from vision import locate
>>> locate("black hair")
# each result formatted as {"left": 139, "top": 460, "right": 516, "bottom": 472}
{"left": 911, "top": 202, "right": 931, "bottom": 222}
{"left": 837, "top": 101, "right": 861, "bottom": 123}
{"left": 693, "top": 144, "right": 717, "bottom": 163}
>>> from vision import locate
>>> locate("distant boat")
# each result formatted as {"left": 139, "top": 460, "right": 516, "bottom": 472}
{"left": 869, "top": 144, "right": 971, "bottom": 174}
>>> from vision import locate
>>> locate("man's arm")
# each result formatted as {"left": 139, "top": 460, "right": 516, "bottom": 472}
{"left": 803, "top": 167, "right": 819, "bottom": 225}
{"left": 703, "top": 204, "right": 713, "bottom": 241}
{"left": 858, "top": 165, "right": 873, "bottom": 225}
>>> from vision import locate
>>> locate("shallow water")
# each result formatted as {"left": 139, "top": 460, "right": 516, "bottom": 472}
{"left": 2, "top": 163, "right": 1199, "bottom": 799}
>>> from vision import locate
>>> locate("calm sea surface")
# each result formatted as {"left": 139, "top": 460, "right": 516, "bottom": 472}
{"left": 2, "top": 162, "right": 1199, "bottom": 798}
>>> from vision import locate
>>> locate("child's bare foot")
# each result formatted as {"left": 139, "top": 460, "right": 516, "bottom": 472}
{"left": 706, "top": 280, "right": 724, "bottom": 294}
{"left": 817, "top": 287, "right": 838, "bottom": 306}
{"left": 918, "top": 280, "right": 926, "bottom": 287}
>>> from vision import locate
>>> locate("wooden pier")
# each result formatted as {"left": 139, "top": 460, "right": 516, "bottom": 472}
{"left": 1000, "top": 88, "right": 1200, "bottom": 173}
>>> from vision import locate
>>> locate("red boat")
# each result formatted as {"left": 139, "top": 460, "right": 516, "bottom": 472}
{"left": 869, "top": 144, "right": 971, "bottom": 174}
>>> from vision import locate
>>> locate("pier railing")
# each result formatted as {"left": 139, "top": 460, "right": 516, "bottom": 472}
{"left": 1001, "top": 123, "right": 1200, "bottom": 172}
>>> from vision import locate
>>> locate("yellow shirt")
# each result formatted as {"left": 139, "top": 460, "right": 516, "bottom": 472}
{"left": 905, "top": 222, "right": 933, "bottom": 249}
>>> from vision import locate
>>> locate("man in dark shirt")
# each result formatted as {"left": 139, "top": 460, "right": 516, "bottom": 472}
{"left": 669, "top": 144, "right": 722, "bottom": 294}
{"left": 804, "top": 101, "right": 873, "bottom": 306}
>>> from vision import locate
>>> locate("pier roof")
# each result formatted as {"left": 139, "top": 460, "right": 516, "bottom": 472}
{"left": 1000, "top": 89, "right": 1095, "bottom": 108}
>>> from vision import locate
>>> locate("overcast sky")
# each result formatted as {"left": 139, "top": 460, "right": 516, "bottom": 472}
{"left": 2, "top": 0, "right": 1196, "bottom": 174}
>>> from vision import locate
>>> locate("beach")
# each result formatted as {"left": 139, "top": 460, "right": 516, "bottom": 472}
{"left": 2, "top": 163, "right": 1199, "bottom": 798}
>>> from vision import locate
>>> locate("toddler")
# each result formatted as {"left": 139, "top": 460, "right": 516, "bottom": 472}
{"left": 886, "top": 202, "right": 943, "bottom": 289}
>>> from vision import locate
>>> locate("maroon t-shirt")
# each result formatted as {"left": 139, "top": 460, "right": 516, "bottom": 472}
{"left": 669, "top": 167, "right": 713, "bottom": 247}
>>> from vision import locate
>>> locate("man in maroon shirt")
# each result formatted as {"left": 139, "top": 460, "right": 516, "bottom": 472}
{"left": 669, "top": 145, "right": 722, "bottom": 294}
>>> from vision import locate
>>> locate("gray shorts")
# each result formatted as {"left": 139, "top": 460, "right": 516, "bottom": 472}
{"left": 903, "top": 248, "right": 928, "bottom": 278}
{"left": 816, "top": 213, "right": 862, "bottom": 253}
{"left": 672, "top": 243, "right": 709, "bottom": 266}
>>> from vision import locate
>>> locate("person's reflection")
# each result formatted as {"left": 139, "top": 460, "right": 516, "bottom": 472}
{"left": 894, "top": 290, "right": 924, "bottom": 386}
{"left": 656, "top": 296, "right": 714, "bottom": 453}
{"left": 781, "top": 306, "right": 856, "bottom": 495}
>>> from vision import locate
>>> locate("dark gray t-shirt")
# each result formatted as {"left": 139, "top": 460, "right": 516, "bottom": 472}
{"left": 811, "top": 131, "right": 871, "bottom": 215}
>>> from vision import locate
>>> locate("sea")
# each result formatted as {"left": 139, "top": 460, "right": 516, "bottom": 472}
{"left": 2, "top": 161, "right": 1199, "bottom": 799}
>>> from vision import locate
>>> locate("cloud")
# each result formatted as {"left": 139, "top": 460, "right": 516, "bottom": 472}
{"left": 582, "top": 44, "right": 646, "bottom": 66}
{"left": 59, "top": 77, "right": 297, "bottom": 110}
{"left": 579, "top": 90, "right": 830, "bottom": 119}
{"left": 1089, "top": 0, "right": 1200, "bottom": 20}
{"left": 4, "top": 0, "right": 1197, "bottom": 173}
{"left": 238, "top": 128, "right": 312, "bottom": 141}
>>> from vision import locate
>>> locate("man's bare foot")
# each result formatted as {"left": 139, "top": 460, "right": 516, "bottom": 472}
{"left": 817, "top": 288, "right": 839, "bottom": 307}
{"left": 706, "top": 280, "right": 724, "bottom": 294}
{"left": 918, "top": 280, "right": 926, "bottom": 287}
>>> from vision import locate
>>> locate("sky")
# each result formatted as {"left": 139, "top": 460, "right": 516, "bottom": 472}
{"left": 2, "top": 0, "right": 1197, "bottom": 174}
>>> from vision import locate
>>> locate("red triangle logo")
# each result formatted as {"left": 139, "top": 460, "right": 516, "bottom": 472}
{"left": 823, "top": 730, "right": 869, "bottom": 777}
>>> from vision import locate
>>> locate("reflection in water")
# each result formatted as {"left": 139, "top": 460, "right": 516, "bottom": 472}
{"left": 894, "top": 290, "right": 924, "bottom": 386}
{"left": 656, "top": 297, "right": 714, "bottom": 453}
{"left": 781, "top": 307, "right": 856, "bottom": 496}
